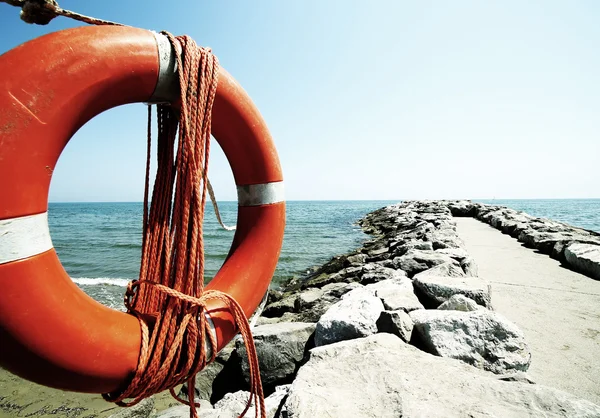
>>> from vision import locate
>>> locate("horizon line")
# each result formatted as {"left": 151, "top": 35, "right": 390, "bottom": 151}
{"left": 47, "top": 197, "right": 600, "bottom": 204}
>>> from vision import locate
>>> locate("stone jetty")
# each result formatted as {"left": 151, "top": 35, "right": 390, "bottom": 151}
{"left": 131, "top": 200, "right": 600, "bottom": 418}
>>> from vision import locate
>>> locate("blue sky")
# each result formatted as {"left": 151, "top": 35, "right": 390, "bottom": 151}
{"left": 1, "top": 1, "right": 598, "bottom": 201}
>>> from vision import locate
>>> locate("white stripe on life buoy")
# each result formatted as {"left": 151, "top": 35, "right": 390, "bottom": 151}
{"left": 237, "top": 182, "right": 285, "bottom": 207}
{"left": 0, "top": 212, "right": 53, "bottom": 265}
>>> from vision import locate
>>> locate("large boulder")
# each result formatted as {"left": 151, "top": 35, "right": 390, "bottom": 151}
{"left": 412, "top": 262, "right": 466, "bottom": 280}
{"left": 412, "top": 276, "right": 492, "bottom": 309}
{"left": 392, "top": 250, "right": 456, "bottom": 277}
{"left": 359, "top": 264, "right": 407, "bottom": 285}
{"left": 410, "top": 309, "right": 531, "bottom": 374}
{"left": 376, "top": 310, "right": 414, "bottom": 342}
{"left": 166, "top": 387, "right": 289, "bottom": 418}
{"left": 314, "top": 288, "right": 384, "bottom": 346}
{"left": 447, "top": 200, "right": 476, "bottom": 217}
{"left": 293, "top": 282, "right": 362, "bottom": 322}
{"left": 236, "top": 322, "right": 315, "bottom": 389}
{"left": 178, "top": 341, "right": 244, "bottom": 404}
{"left": 365, "top": 278, "right": 423, "bottom": 312}
{"left": 564, "top": 243, "right": 600, "bottom": 280}
{"left": 437, "top": 294, "right": 482, "bottom": 312}
{"left": 283, "top": 334, "right": 600, "bottom": 417}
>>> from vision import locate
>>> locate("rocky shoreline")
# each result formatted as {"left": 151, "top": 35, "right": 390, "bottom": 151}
{"left": 3, "top": 201, "right": 597, "bottom": 417}
{"left": 143, "top": 200, "right": 600, "bottom": 417}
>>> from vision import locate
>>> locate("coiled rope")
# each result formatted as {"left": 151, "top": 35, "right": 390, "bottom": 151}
{"left": 0, "top": 1, "right": 263, "bottom": 417}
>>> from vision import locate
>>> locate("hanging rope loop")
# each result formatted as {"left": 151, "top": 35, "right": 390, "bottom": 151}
{"left": 101, "top": 33, "right": 266, "bottom": 418}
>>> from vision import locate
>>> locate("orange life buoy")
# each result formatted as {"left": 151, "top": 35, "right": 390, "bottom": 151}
{"left": 0, "top": 26, "right": 285, "bottom": 394}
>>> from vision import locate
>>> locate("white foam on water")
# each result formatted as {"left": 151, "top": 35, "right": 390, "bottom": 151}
{"left": 71, "top": 277, "right": 131, "bottom": 287}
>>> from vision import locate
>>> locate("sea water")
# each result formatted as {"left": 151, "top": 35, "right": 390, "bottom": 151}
{"left": 48, "top": 199, "right": 599, "bottom": 309}
{"left": 48, "top": 201, "right": 394, "bottom": 309}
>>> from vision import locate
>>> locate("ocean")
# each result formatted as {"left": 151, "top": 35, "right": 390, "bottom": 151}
{"left": 48, "top": 199, "right": 599, "bottom": 310}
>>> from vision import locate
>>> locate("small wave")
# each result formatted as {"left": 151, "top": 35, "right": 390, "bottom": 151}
{"left": 72, "top": 277, "right": 131, "bottom": 287}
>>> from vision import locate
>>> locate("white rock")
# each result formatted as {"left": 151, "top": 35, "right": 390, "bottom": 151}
{"left": 413, "top": 276, "right": 492, "bottom": 308}
{"left": 413, "top": 262, "right": 466, "bottom": 279}
{"left": 315, "top": 288, "right": 384, "bottom": 346}
{"left": 284, "top": 334, "right": 600, "bottom": 417}
{"left": 365, "top": 278, "right": 423, "bottom": 312}
{"left": 236, "top": 322, "right": 315, "bottom": 387}
{"left": 376, "top": 310, "right": 414, "bottom": 342}
{"left": 437, "top": 294, "right": 482, "bottom": 311}
{"left": 410, "top": 309, "right": 531, "bottom": 374}
{"left": 564, "top": 243, "right": 600, "bottom": 280}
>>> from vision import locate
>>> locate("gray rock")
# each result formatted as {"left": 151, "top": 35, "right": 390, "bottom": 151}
{"left": 292, "top": 282, "right": 362, "bottom": 322}
{"left": 284, "top": 334, "right": 600, "bottom": 418}
{"left": 109, "top": 398, "right": 155, "bottom": 418}
{"left": 315, "top": 287, "right": 384, "bottom": 346}
{"left": 346, "top": 253, "right": 367, "bottom": 266}
{"left": 212, "top": 391, "right": 253, "bottom": 418}
{"left": 497, "top": 372, "right": 536, "bottom": 384}
{"left": 412, "top": 262, "right": 466, "bottom": 280}
{"left": 392, "top": 249, "right": 456, "bottom": 277}
{"left": 436, "top": 247, "right": 469, "bottom": 261}
{"left": 564, "top": 243, "right": 600, "bottom": 280}
{"left": 155, "top": 401, "right": 212, "bottom": 417}
{"left": 437, "top": 294, "right": 482, "bottom": 311}
{"left": 429, "top": 230, "right": 464, "bottom": 249}
{"left": 460, "top": 256, "right": 479, "bottom": 277}
{"left": 236, "top": 322, "right": 315, "bottom": 388}
{"left": 365, "top": 278, "right": 423, "bottom": 312}
{"left": 206, "top": 386, "right": 289, "bottom": 418}
{"left": 410, "top": 309, "right": 531, "bottom": 374}
{"left": 262, "top": 294, "right": 297, "bottom": 317}
{"left": 413, "top": 275, "right": 492, "bottom": 308}
{"left": 391, "top": 240, "right": 434, "bottom": 257}
{"left": 178, "top": 340, "right": 241, "bottom": 404}
{"left": 447, "top": 200, "right": 476, "bottom": 217}
{"left": 376, "top": 310, "right": 414, "bottom": 342}
{"left": 255, "top": 311, "right": 300, "bottom": 325}
{"left": 359, "top": 264, "right": 407, "bottom": 285}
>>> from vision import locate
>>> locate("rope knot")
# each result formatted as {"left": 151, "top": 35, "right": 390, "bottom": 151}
{"left": 20, "top": 0, "right": 58, "bottom": 25}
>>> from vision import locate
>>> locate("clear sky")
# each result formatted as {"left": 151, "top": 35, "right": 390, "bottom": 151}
{"left": 1, "top": 1, "right": 599, "bottom": 201}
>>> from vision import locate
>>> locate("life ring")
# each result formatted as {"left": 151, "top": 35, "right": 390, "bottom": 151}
{"left": 0, "top": 26, "right": 285, "bottom": 394}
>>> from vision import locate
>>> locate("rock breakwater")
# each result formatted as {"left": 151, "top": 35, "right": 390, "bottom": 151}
{"left": 113, "top": 200, "right": 600, "bottom": 418}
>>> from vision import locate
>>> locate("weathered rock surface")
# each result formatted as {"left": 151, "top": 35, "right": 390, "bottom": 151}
{"left": 564, "top": 243, "right": 600, "bottom": 280}
{"left": 365, "top": 278, "right": 423, "bottom": 312}
{"left": 109, "top": 398, "right": 155, "bottom": 418}
{"left": 412, "top": 261, "right": 466, "bottom": 279}
{"left": 236, "top": 322, "right": 315, "bottom": 389}
{"left": 162, "top": 387, "right": 288, "bottom": 418}
{"left": 178, "top": 341, "right": 243, "bottom": 404}
{"left": 284, "top": 334, "right": 600, "bottom": 417}
{"left": 392, "top": 249, "right": 457, "bottom": 277}
{"left": 315, "top": 288, "right": 384, "bottom": 346}
{"left": 376, "top": 310, "right": 414, "bottom": 342}
{"left": 410, "top": 309, "right": 531, "bottom": 374}
{"left": 156, "top": 401, "right": 212, "bottom": 418}
{"left": 359, "top": 264, "right": 407, "bottom": 285}
{"left": 413, "top": 275, "right": 492, "bottom": 308}
{"left": 437, "top": 294, "right": 483, "bottom": 311}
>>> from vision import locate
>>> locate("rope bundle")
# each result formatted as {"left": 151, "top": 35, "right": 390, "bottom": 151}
{"left": 100, "top": 34, "right": 266, "bottom": 418}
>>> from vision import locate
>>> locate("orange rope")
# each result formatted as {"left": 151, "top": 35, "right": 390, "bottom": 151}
{"left": 99, "top": 33, "right": 265, "bottom": 418}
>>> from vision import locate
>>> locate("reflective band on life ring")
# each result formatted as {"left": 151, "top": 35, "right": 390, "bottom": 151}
{"left": 0, "top": 26, "right": 285, "bottom": 394}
